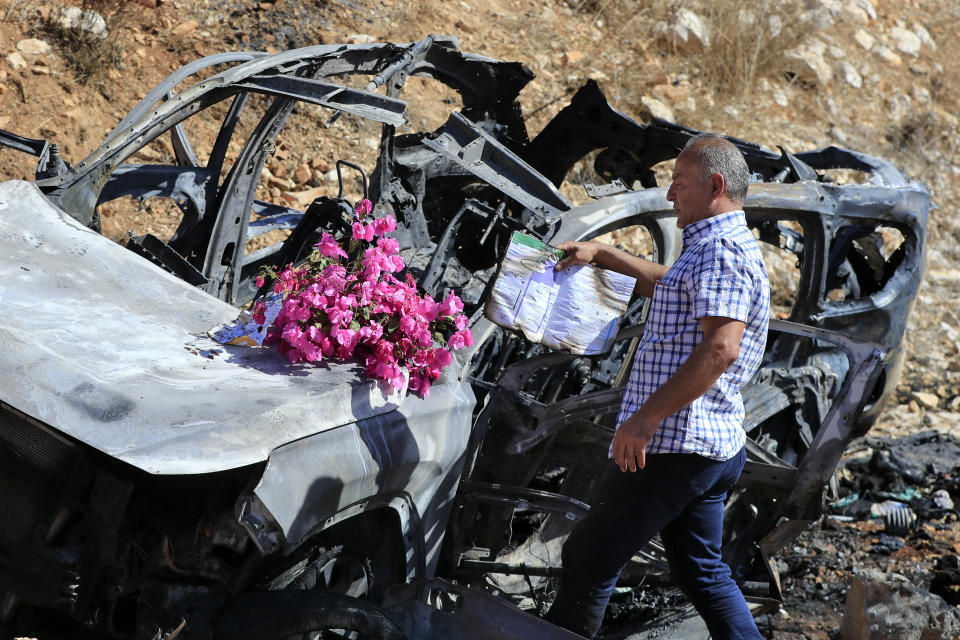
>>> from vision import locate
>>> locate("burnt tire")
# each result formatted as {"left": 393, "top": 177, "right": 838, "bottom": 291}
{"left": 215, "top": 590, "right": 408, "bottom": 640}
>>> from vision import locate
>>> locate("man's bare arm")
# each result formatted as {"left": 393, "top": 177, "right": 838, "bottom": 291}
{"left": 611, "top": 316, "right": 745, "bottom": 472}
{"left": 554, "top": 241, "right": 669, "bottom": 299}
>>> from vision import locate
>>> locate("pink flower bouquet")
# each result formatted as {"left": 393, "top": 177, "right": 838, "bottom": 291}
{"left": 254, "top": 199, "right": 473, "bottom": 397}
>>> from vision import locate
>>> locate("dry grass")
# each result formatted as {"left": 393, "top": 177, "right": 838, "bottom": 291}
{"left": 40, "top": 0, "right": 130, "bottom": 84}
{"left": 553, "top": 0, "right": 817, "bottom": 127}
{"left": 695, "top": 0, "right": 815, "bottom": 97}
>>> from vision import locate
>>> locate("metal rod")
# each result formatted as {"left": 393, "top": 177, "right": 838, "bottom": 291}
{"left": 325, "top": 35, "right": 436, "bottom": 128}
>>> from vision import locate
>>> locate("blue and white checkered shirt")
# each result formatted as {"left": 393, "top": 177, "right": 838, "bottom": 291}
{"left": 615, "top": 210, "right": 770, "bottom": 461}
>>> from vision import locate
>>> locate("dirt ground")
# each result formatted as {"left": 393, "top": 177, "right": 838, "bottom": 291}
{"left": 2, "top": 0, "right": 959, "bottom": 637}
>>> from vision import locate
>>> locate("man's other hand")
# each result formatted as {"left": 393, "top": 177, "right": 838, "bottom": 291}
{"left": 611, "top": 412, "right": 659, "bottom": 472}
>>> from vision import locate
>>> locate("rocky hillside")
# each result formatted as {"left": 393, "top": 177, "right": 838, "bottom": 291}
{"left": 1, "top": 0, "right": 959, "bottom": 634}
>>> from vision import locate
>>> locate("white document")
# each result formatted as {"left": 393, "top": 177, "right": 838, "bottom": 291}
{"left": 485, "top": 232, "right": 636, "bottom": 355}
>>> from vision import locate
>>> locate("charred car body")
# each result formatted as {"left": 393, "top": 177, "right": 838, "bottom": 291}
{"left": 0, "top": 36, "right": 929, "bottom": 639}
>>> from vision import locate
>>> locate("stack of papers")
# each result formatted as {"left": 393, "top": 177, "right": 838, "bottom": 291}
{"left": 485, "top": 232, "right": 636, "bottom": 355}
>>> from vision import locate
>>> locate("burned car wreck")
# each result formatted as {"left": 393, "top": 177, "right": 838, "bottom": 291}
{"left": 0, "top": 36, "right": 929, "bottom": 639}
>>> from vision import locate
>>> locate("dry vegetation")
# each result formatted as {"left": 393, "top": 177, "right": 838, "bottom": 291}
{"left": 36, "top": 0, "right": 128, "bottom": 83}
{"left": 2, "top": 1, "right": 960, "bottom": 636}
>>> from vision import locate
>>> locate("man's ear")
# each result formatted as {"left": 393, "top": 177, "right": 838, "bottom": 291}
{"left": 709, "top": 173, "right": 726, "bottom": 199}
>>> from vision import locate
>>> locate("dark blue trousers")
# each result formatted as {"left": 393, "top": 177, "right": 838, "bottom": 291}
{"left": 544, "top": 449, "right": 762, "bottom": 639}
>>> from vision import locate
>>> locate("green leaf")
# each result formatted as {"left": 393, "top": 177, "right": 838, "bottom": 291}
{"left": 349, "top": 320, "right": 361, "bottom": 331}
{"left": 386, "top": 315, "right": 401, "bottom": 334}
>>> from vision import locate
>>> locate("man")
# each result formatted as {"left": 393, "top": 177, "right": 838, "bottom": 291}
{"left": 544, "top": 133, "right": 769, "bottom": 639}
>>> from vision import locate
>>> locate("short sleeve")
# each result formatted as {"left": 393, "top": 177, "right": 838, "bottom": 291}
{"left": 686, "top": 238, "right": 753, "bottom": 323}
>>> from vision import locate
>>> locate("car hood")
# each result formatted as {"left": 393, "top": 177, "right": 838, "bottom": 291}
{"left": 0, "top": 180, "right": 412, "bottom": 475}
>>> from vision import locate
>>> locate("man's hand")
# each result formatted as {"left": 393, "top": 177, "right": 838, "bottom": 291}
{"left": 553, "top": 240, "right": 668, "bottom": 298}
{"left": 554, "top": 241, "right": 604, "bottom": 271}
{"left": 611, "top": 411, "right": 659, "bottom": 472}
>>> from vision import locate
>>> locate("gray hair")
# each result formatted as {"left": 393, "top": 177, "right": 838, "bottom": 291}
{"left": 682, "top": 133, "right": 750, "bottom": 204}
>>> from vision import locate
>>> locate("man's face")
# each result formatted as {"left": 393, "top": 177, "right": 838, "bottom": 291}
{"left": 666, "top": 152, "right": 715, "bottom": 229}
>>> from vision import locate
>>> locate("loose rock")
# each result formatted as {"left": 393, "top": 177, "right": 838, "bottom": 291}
{"left": 786, "top": 40, "right": 833, "bottom": 85}
{"left": 771, "top": 85, "right": 789, "bottom": 107}
{"left": 840, "top": 569, "right": 960, "bottom": 640}
{"left": 267, "top": 160, "right": 287, "bottom": 179}
{"left": 855, "top": 0, "right": 878, "bottom": 20}
{"left": 914, "top": 23, "right": 936, "bottom": 51}
{"left": 840, "top": 62, "right": 863, "bottom": 89}
{"left": 172, "top": 20, "right": 199, "bottom": 36}
{"left": 16, "top": 39, "right": 51, "bottom": 56}
{"left": 890, "top": 26, "right": 922, "bottom": 56}
{"left": 845, "top": 4, "right": 871, "bottom": 23}
{"left": 639, "top": 96, "right": 674, "bottom": 122}
{"left": 854, "top": 29, "right": 876, "bottom": 50}
{"left": 875, "top": 46, "right": 903, "bottom": 67}
{"left": 5, "top": 52, "right": 27, "bottom": 71}
{"left": 657, "top": 9, "right": 710, "bottom": 53}
{"left": 59, "top": 7, "right": 107, "bottom": 39}
{"left": 561, "top": 50, "right": 584, "bottom": 67}
{"left": 346, "top": 34, "right": 375, "bottom": 44}
{"left": 293, "top": 164, "right": 311, "bottom": 185}
{"left": 811, "top": 0, "right": 844, "bottom": 16}
{"left": 912, "top": 391, "right": 939, "bottom": 410}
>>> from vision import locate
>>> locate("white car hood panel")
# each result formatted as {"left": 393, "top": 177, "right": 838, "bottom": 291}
{"left": 0, "top": 180, "right": 408, "bottom": 474}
